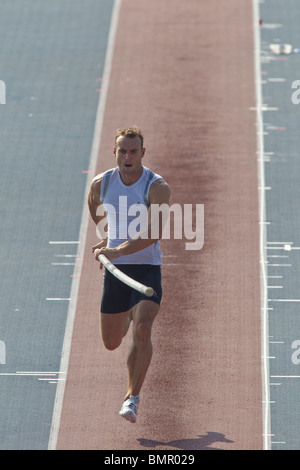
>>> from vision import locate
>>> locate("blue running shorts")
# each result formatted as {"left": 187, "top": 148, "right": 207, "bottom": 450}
{"left": 101, "top": 264, "right": 162, "bottom": 314}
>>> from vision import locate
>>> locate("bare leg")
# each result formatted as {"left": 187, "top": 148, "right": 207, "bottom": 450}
{"left": 125, "top": 300, "right": 160, "bottom": 399}
{"left": 100, "top": 310, "right": 131, "bottom": 351}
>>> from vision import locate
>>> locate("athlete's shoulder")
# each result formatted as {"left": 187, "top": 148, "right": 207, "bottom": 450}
{"left": 90, "top": 173, "right": 103, "bottom": 193}
{"left": 89, "top": 168, "right": 113, "bottom": 201}
{"left": 143, "top": 166, "right": 161, "bottom": 180}
{"left": 148, "top": 175, "right": 170, "bottom": 204}
{"left": 91, "top": 168, "right": 116, "bottom": 188}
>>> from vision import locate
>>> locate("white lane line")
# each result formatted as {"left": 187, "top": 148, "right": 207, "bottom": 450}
{"left": 17, "top": 371, "right": 64, "bottom": 375}
{"left": 268, "top": 264, "right": 291, "bottom": 267}
{"left": 271, "top": 441, "right": 286, "bottom": 444}
{"left": 253, "top": 0, "right": 271, "bottom": 451}
{"left": 0, "top": 371, "right": 65, "bottom": 377}
{"left": 49, "top": 241, "right": 79, "bottom": 245}
{"left": 267, "top": 241, "right": 293, "bottom": 245}
{"left": 0, "top": 371, "right": 66, "bottom": 386}
{"left": 271, "top": 375, "right": 300, "bottom": 378}
{"left": 250, "top": 106, "right": 279, "bottom": 111}
{"left": 38, "top": 378, "right": 66, "bottom": 381}
{"left": 51, "top": 263, "right": 76, "bottom": 266}
{"left": 268, "top": 78, "right": 286, "bottom": 82}
{"left": 46, "top": 298, "right": 71, "bottom": 301}
{"left": 47, "top": 0, "right": 122, "bottom": 451}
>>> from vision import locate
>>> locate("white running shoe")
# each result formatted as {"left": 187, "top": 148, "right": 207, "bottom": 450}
{"left": 119, "top": 396, "right": 139, "bottom": 423}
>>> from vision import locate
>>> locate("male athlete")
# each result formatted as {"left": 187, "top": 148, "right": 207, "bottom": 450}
{"left": 88, "top": 126, "right": 170, "bottom": 423}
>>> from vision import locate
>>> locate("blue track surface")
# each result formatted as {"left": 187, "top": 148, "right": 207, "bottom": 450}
{"left": 259, "top": 0, "right": 300, "bottom": 450}
{"left": 0, "top": 0, "right": 114, "bottom": 449}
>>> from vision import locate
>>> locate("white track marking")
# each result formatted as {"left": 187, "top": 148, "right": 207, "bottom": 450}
{"left": 253, "top": 0, "right": 271, "bottom": 451}
{"left": 49, "top": 241, "right": 79, "bottom": 244}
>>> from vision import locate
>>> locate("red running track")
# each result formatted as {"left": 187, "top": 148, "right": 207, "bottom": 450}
{"left": 55, "top": 0, "right": 262, "bottom": 450}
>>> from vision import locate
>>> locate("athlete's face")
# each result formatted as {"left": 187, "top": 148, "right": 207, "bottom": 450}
{"left": 114, "top": 135, "right": 145, "bottom": 183}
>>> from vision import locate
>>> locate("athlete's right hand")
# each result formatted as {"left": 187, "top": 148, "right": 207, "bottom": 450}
{"left": 94, "top": 246, "right": 121, "bottom": 270}
{"left": 92, "top": 240, "right": 107, "bottom": 269}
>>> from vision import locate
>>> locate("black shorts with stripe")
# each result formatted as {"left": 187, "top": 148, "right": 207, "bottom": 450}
{"left": 101, "top": 264, "right": 162, "bottom": 314}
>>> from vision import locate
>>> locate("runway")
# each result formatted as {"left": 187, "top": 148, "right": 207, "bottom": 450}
{"left": 1, "top": 0, "right": 299, "bottom": 451}
{"left": 55, "top": 0, "right": 262, "bottom": 450}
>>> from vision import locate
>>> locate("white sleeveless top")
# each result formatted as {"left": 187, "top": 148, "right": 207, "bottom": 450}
{"left": 100, "top": 166, "right": 163, "bottom": 265}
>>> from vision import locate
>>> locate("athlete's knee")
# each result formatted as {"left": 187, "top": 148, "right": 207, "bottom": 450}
{"left": 100, "top": 311, "right": 130, "bottom": 350}
{"left": 133, "top": 321, "right": 152, "bottom": 346}
{"left": 102, "top": 335, "right": 122, "bottom": 351}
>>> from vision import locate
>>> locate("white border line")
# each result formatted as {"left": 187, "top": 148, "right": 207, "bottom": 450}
{"left": 252, "top": 0, "right": 271, "bottom": 451}
{"left": 47, "top": 0, "right": 122, "bottom": 450}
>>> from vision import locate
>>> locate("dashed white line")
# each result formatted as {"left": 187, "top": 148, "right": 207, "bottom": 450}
{"left": 268, "top": 78, "right": 286, "bottom": 82}
{"left": 268, "top": 264, "right": 291, "bottom": 267}
{"left": 51, "top": 263, "right": 76, "bottom": 266}
{"left": 267, "top": 241, "right": 293, "bottom": 244}
{"left": 271, "top": 375, "right": 300, "bottom": 378}
{"left": 49, "top": 241, "right": 79, "bottom": 245}
{"left": 46, "top": 298, "right": 71, "bottom": 301}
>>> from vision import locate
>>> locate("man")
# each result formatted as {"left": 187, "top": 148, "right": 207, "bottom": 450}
{"left": 88, "top": 126, "right": 170, "bottom": 423}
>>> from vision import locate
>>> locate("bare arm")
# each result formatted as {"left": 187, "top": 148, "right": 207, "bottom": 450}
{"left": 88, "top": 174, "right": 102, "bottom": 224}
{"left": 88, "top": 174, "right": 108, "bottom": 251}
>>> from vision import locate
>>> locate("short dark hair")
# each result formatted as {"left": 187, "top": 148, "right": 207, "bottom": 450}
{"left": 115, "top": 125, "right": 144, "bottom": 148}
